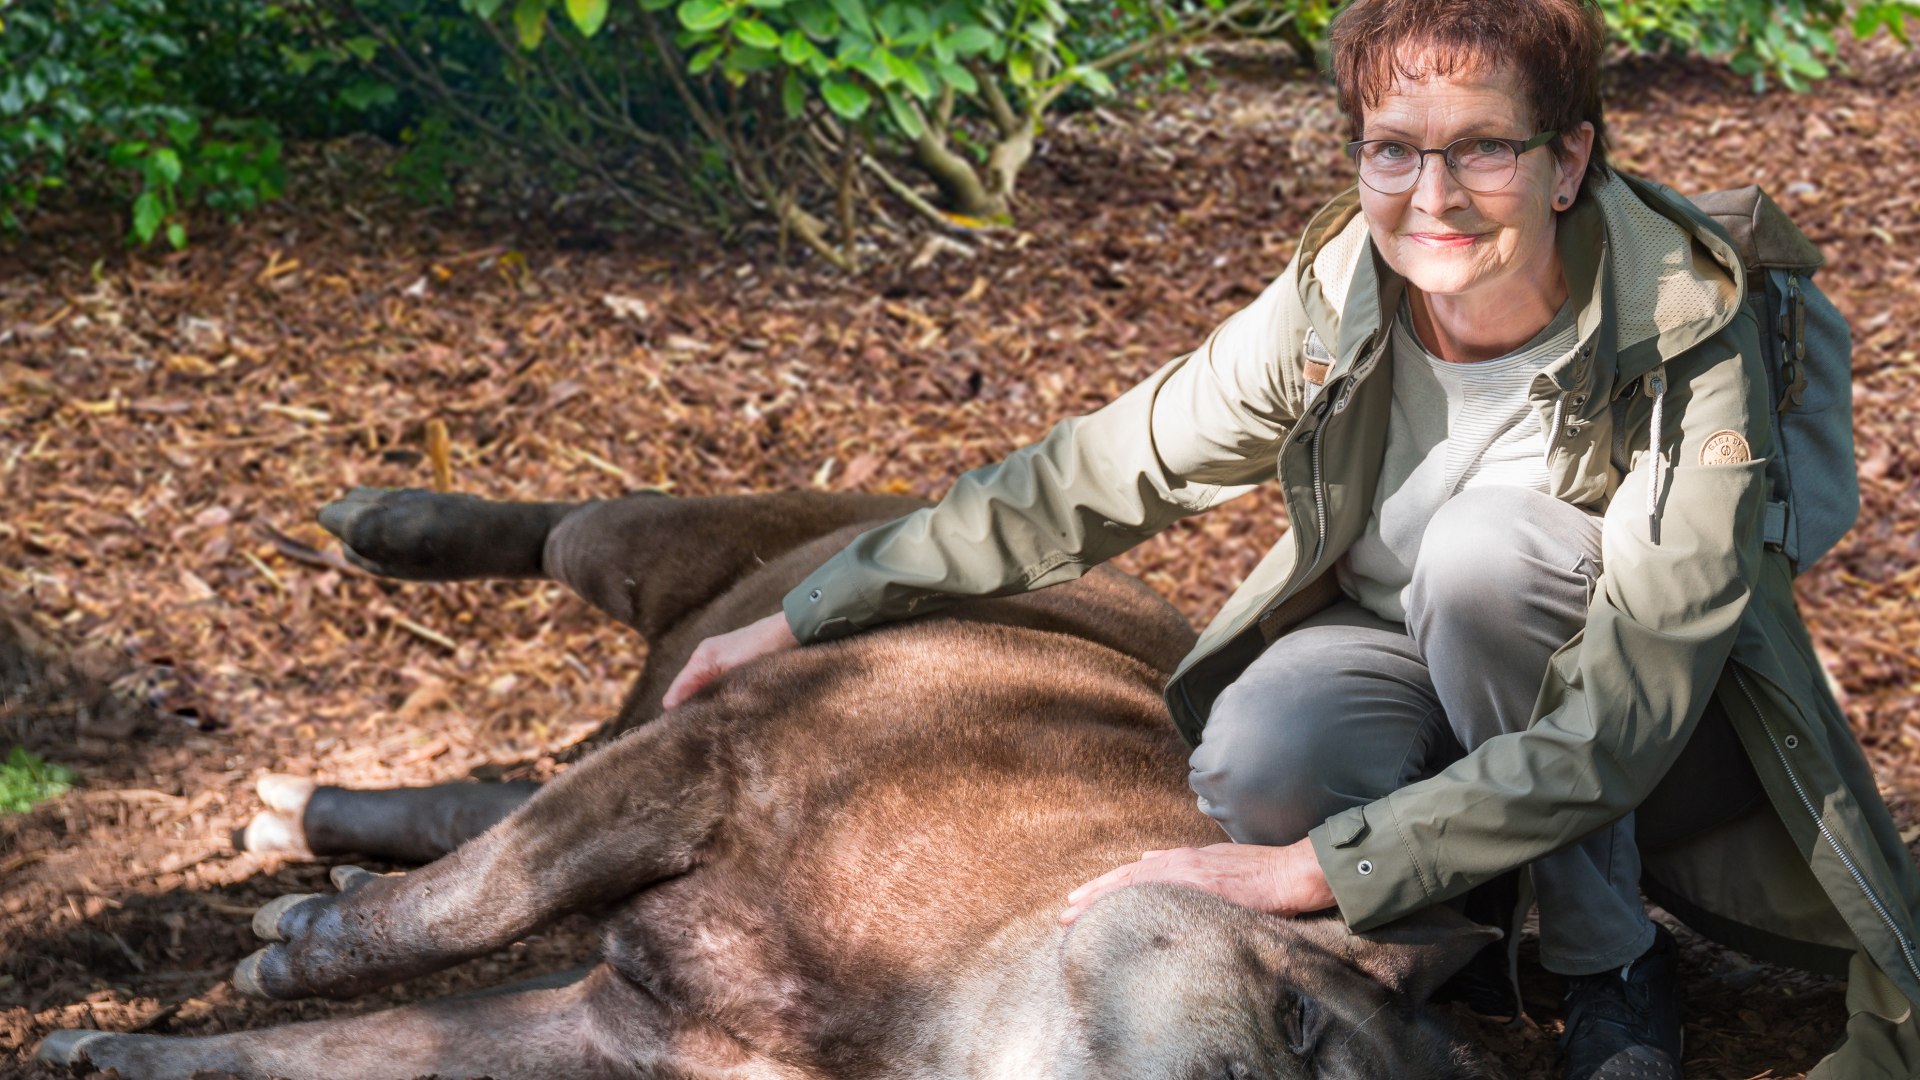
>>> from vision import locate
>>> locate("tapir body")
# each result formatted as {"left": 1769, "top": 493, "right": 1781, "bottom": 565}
{"left": 40, "top": 489, "right": 1493, "bottom": 1080}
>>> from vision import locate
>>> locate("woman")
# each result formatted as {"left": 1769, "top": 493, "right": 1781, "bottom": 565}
{"left": 663, "top": 2, "right": 1920, "bottom": 1077}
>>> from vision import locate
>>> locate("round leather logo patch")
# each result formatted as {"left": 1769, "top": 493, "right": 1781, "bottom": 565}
{"left": 1701, "top": 430, "right": 1751, "bottom": 465}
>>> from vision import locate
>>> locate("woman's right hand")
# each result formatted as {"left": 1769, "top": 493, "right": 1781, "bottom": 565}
{"left": 661, "top": 611, "right": 801, "bottom": 709}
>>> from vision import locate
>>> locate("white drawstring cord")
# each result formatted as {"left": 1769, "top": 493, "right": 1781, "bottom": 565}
{"left": 1647, "top": 371, "right": 1667, "bottom": 539}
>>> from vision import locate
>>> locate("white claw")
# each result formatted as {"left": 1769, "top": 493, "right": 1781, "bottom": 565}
{"left": 331, "top": 864, "right": 378, "bottom": 891}
{"left": 241, "top": 810, "right": 314, "bottom": 859}
{"left": 233, "top": 948, "right": 271, "bottom": 998}
{"left": 256, "top": 774, "right": 317, "bottom": 815}
{"left": 36, "top": 1029, "right": 111, "bottom": 1067}
{"left": 252, "top": 893, "right": 319, "bottom": 941}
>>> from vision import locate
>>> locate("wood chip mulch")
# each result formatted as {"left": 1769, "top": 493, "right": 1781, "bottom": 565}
{"left": 2, "top": 36, "right": 1917, "bottom": 1080}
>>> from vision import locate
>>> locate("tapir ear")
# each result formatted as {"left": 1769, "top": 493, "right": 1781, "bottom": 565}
{"left": 1341, "top": 906, "right": 1503, "bottom": 1003}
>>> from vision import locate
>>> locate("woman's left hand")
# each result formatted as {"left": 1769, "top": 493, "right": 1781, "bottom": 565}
{"left": 1058, "top": 837, "right": 1335, "bottom": 924}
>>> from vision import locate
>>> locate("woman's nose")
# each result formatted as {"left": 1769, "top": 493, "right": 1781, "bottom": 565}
{"left": 1407, "top": 155, "right": 1472, "bottom": 218}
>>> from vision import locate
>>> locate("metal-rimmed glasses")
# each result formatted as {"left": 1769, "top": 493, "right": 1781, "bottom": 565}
{"left": 1345, "top": 130, "right": 1559, "bottom": 195}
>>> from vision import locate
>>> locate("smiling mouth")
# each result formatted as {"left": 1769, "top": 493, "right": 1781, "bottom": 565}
{"left": 1408, "top": 232, "right": 1484, "bottom": 246}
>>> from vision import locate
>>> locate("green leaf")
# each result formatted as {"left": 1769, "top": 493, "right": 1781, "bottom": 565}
{"left": 936, "top": 60, "right": 978, "bottom": 94}
{"left": 728, "top": 44, "right": 782, "bottom": 73}
{"left": 946, "top": 25, "right": 995, "bottom": 56}
{"left": 782, "top": 29, "right": 825, "bottom": 65}
{"left": 1781, "top": 41, "right": 1828, "bottom": 77}
{"left": 689, "top": 40, "right": 727, "bottom": 72}
{"left": 875, "top": 2, "right": 910, "bottom": 39}
{"left": 782, "top": 69, "right": 808, "bottom": 117}
{"left": 166, "top": 115, "right": 202, "bottom": 146}
{"left": 465, "top": 0, "right": 509, "bottom": 16}
{"left": 340, "top": 78, "right": 400, "bottom": 111}
{"left": 513, "top": 0, "right": 548, "bottom": 48}
{"left": 166, "top": 222, "right": 188, "bottom": 250}
{"left": 150, "top": 147, "right": 183, "bottom": 186}
{"left": 734, "top": 18, "right": 781, "bottom": 48}
{"left": 566, "top": 0, "right": 609, "bottom": 36}
{"left": 132, "top": 191, "right": 165, "bottom": 244}
{"left": 679, "top": 0, "right": 732, "bottom": 33}
{"left": 1007, "top": 51, "right": 1033, "bottom": 87}
{"left": 828, "top": 0, "right": 872, "bottom": 37}
{"left": 794, "top": 4, "right": 840, "bottom": 39}
{"left": 109, "top": 141, "right": 149, "bottom": 168}
{"left": 846, "top": 43, "right": 894, "bottom": 85}
{"left": 821, "top": 76, "right": 871, "bottom": 119}
{"left": 343, "top": 35, "right": 382, "bottom": 62}
{"left": 1074, "top": 65, "right": 1114, "bottom": 96}
{"left": 885, "top": 51, "right": 933, "bottom": 98}
{"left": 884, "top": 89, "right": 923, "bottom": 137}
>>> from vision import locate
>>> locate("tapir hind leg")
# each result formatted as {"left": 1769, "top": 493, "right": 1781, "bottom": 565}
{"left": 247, "top": 487, "right": 919, "bottom": 864}
{"left": 38, "top": 963, "right": 808, "bottom": 1080}
{"left": 320, "top": 486, "right": 923, "bottom": 640}
{"left": 232, "top": 716, "right": 726, "bottom": 1001}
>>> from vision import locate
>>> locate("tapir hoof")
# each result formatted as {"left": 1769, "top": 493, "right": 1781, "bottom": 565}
{"left": 318, "top": 486, "right": 450, "bottom": 580}
{"left": 36, "top": 1028, "right": 111, "bottom": 1069}
{"left": 318, "top": 486, "right": 552, "bottom": 581}
{"left": 236, "top": 866, "right": 394, "bottom": 1000}
{"left": 237, "top": 775, "right": 317, "bottom": 858}
{"left": 233, "top": 947, "right": 288, "bottom": 999}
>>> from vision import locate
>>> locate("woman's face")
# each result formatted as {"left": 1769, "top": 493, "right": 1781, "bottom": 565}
{"left": 1355, "top": 60, "right": 1592, "bottom": 302}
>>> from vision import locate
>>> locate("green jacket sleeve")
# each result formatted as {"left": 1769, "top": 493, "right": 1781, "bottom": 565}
{"left": 784, "top": 260, "right": 1315, "bottom": 643}
{"left": 1310, "top": 312, "right": 1773, "bottom": 930}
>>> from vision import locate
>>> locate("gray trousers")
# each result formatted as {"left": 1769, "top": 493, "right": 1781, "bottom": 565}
{"left": 1188, "top": 485, "right": 1656, "bottom": 975}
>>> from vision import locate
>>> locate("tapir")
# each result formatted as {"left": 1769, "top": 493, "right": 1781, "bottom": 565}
{"left": 39, "top": 488, "right": 1497, "bottom": 1079}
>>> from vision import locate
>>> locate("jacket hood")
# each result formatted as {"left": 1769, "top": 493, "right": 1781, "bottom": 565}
{"left": 1291, "top": 170, "right": 1748, "bottom": 405}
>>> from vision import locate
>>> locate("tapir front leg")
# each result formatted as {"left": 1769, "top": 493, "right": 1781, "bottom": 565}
{"left": 235, "top": 718, "right": 726, "bottom": 1001}
{"left": 243, "top": 775, "right": 541, "bottom": 862}
{"left": 39, "top": 963, "right": 809, "bottom": 1080}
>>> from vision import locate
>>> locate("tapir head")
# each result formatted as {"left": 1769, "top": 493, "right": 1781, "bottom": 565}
{"left": 1060, "top": 885, "right": 1497, "bottom": 1080}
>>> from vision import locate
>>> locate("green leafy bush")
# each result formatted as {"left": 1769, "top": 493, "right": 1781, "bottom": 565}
{"left": 1603, "top": 0, "right": 1920, "bottom": 91}
{"left": 0, "top": 0, "right": 383, "bottom": 246}
{"left": 383, "top": 0, "right": 1275, "bottom": 267}
{"left": 0, "top": 746, "right": 74, "bottom": 815}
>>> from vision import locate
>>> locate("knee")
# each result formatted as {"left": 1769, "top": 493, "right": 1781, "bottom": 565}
{"left": 542, "top": 502, "right": 642, "bottom": 627}
{"left": 1188, "top": 682, "right": 1362, "bottom": 846}
{"left": 1409, "top": 486, "right": 1596, "bottom": 622}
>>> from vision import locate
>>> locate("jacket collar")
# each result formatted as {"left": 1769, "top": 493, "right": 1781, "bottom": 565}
{"left": 1292, "top": 170, "right": 1747, "bottom": 408}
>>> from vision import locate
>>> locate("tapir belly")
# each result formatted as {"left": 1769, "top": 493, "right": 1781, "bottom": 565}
{"left": 598, "top": 718, "right": 1216, "bottom": 1061}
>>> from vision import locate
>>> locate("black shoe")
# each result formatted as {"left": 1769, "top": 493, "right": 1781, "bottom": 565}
{"left": 1434, "top": 872, "right": 1522, "bottom": 1020}
{"left": 1433, "top": 936, "right": 1520, "bottom": 1020}
{"left": 1559, "top": 925, "right": 1683, "bottom": 1080}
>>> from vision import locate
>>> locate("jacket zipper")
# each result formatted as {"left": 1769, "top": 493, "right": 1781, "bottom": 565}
{"left": 1307, "top": 414, "right": 1328, "bottom": 571}
{"left": 1299, "top": 371, "right": 1352, "bottom": 576}
{"left": 1732, "top": 667, "right": 1920, "bottom": 987}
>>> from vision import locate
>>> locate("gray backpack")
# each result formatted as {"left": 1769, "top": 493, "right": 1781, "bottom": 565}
{"left": 1689, "top": 186, "right": 1859, "bottom": 573}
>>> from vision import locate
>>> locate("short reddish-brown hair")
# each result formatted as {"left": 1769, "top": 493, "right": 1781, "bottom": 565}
{"left": 1327, "top": 0, "right": 1611, "bottom": 182}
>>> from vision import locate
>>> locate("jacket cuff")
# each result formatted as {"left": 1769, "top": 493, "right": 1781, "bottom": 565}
{"left": 782, "top": 552, "right": 869, "bottom": 643}
{"left": 1307, "top": 802, "right": 1435, "bottom": 932}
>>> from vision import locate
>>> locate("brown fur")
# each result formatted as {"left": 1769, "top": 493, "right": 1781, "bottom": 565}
{"left": 41, "top": 489, "right": 1496, "bottom": 1080}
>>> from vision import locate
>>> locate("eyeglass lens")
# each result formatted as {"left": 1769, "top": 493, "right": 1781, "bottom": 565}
{"left": 1357, "top": 138, "right": 1519, "bottom": 195}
